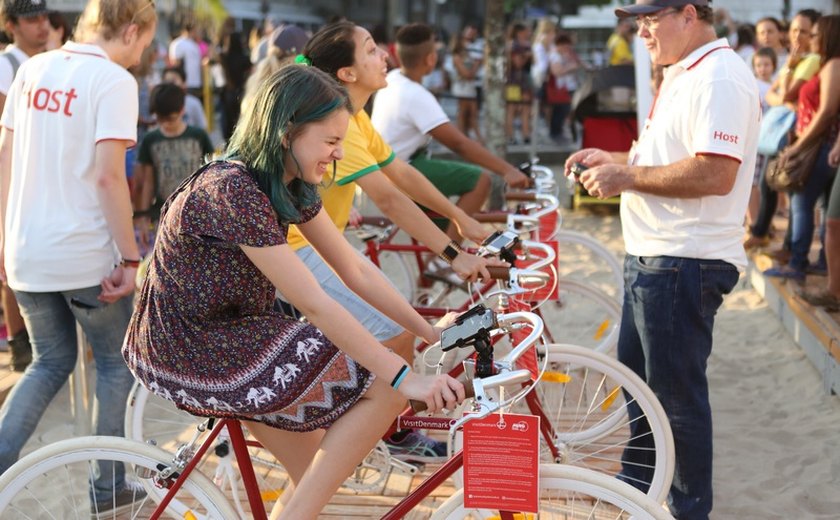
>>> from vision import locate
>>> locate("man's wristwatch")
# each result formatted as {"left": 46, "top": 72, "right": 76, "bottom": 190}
{"left": 439, "top": 241, "right": 462, "bottom": 264}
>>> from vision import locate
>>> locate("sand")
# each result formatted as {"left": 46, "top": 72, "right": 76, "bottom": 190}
{"left": 562, "top": 208, "right": 840, "bottom": 520}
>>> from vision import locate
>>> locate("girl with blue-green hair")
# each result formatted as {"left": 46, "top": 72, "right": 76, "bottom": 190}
{"left": 122, "top": 64, "right": 465, "bottom": 518}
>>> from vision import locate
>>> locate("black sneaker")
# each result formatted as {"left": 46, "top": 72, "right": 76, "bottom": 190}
{"left": 90, "top": 483, "right": 148, "bottom": 518}
{"left": 385, "top": 431, "right": 448, "bottom": 463}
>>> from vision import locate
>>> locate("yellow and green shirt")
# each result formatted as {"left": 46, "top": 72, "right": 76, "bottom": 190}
{"left": 286, "top": 109, "right": 396, "bottom": 250}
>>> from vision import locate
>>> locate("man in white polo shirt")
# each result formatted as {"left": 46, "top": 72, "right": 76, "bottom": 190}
{"left": 0, "top": 0, "right": 49, "bottom": 372}
{"left": 371, "top": 23, "right": 528, "bottom": 280}
{"left": 565, "top": 1, "right": 760, "bottom": 519}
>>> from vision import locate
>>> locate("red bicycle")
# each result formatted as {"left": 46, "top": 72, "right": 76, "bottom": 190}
{"left": 0, "top": 302, "right": 674, "bottom": 520}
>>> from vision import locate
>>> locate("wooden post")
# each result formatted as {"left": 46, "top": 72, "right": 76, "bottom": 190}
{"left": 484, "top": 0, "right": 507, "bottom": 210}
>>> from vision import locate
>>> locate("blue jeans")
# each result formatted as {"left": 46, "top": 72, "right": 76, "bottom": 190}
{"left": 618, "top": 255, "right": 738, "bottom": 520}
{"left": 0, "top": 286, "right": 134, "bottom": 498}
{"left": 789, "top": 143, "right": 835, "bottom": 271}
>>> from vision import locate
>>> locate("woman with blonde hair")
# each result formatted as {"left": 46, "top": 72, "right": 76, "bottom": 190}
{"left": 240, "top": 46, "right": 287, "bottom": 118}
{"left": 0, "top": 0, "right": 156, "bottom": 512}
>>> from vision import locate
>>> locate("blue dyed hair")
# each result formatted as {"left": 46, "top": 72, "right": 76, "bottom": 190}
{"left": 225, "top": 65, "right": 352, "bottom": 221}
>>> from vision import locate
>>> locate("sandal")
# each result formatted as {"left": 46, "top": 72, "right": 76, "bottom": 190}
{"left": 796, "top": 288, "right": 840, "bottom": 312}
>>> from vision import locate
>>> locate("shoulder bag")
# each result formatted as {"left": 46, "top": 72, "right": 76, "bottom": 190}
{"left": 765, "top": 137, "right": 822, "bottom": 192}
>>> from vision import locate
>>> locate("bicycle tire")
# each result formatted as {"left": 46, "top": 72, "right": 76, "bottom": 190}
{"left": 536, "top": 277, "right": 621, "bottom": 354}
{"left": 552, "top": 228, "right": 624, "bottom": 301}
{"left": 536, "top": 343, "right": 674, "bottom": 503}
{"left": 431, "top": 463, "right": 674, "bottom": 520}
{"left": 0, "top": 435, "right": 237, "bottom": 519}
{"left": 125, "top": 382, "right": 295, "bottom": 510}
{"left": 125, "top": 379, "right": 199, "bottom": 447}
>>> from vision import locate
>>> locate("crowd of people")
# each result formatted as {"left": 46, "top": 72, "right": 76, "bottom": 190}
{"left": 0, "top": 0, "right": 837, "bottom": 518}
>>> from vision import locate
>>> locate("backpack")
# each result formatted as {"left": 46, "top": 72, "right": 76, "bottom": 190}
{"left": 757, "top": 105, "right": 796, "bottom": 156}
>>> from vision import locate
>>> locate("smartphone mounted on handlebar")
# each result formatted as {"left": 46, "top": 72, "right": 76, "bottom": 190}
{"left": 440, "top": 304, "right": 497, "bottom": 352}
{"left": 479, "top": 230, "right": 519, "bottom": 265}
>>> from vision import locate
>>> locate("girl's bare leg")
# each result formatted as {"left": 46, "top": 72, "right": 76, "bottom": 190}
{"left": 249, "top": 377, "right": 404, "bottom": 519}
{"left": 384, "top": 330, "right": 415, "bottom": 363}
{"left": 243, "top": 424, "right": 323, "bottom": 518}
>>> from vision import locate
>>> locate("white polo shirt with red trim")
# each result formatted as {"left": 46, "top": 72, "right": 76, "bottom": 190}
{"left": 1, "top": 41, "right": 138, "bottom": 291}
{"left": 623, "top": 38, "right": 760, "bottom": 269}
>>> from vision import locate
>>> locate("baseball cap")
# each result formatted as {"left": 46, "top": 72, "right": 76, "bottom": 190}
{"left": 271, "top": 24, "right": 309, "bottom": 55}
{"left": 615, "top": 0, "right": 709, "bottom": 18}
{"left": 3, "top": 0, "right": 49, "bottom": 18}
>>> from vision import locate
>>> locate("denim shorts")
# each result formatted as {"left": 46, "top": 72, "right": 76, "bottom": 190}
{"left": 288, "top": 245, "right": 403, "bottom": 342}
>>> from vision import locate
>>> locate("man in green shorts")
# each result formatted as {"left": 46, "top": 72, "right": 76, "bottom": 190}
{"left": 371, "top": 23, "right": 530, "bottom": 273}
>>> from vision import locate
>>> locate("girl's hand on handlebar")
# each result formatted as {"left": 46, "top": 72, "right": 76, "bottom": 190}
{"left": 347, "top": 207, "right": 363, "bottom": 228}
{"left": 503, "top": 168, "right": 531, "bottom": 188}
{"left": 451, "top": 253, "right": 508, "bottom": 284}
{"left": 453, "top": 214, "right": 489, "bottom": 245}
{"left": 398, "top": 372, "right": 465, "bottom": 414}
{"left": 429, "top": 311, "right": 460, "bottom": 344}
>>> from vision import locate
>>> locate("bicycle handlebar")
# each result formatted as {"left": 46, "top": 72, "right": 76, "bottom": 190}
{"left": 409, "top": 311, "right": 543, "bottom": 414}
{"left": 358, "top": 215, "right": 393, "bottom": 228}
{"left": 409, "top": 380, "right": 476, "bottom": 412}
{"left": 472, "top": 212, "right": 511, "bottom": 224}
{"left": 505, "top": 191, "right": 538, "bottom": 202}
{"left": 517, "top": 240, "right": 556, "bottom": 271}
{"left": 486, "top": 265, "right": 510, "bottom": 279}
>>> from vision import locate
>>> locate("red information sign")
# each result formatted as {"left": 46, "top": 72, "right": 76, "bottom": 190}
{"left": 463, "top": 413, "right": 540, "bottom": 513}
{"left": 537, "top": 211, "right": 558, "bottom": 242}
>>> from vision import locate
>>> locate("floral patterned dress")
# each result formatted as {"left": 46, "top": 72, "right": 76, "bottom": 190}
{"left": 123, "top": 161, "right": 374, "bottom": 431}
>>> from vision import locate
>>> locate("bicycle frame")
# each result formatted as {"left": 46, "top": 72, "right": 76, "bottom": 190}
{"left": 145, "top": 312, "right": 544, "bottom": 520}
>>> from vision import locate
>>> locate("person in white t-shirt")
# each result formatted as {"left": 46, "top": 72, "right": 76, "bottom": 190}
{"left": 0, "top": 0, "right": 50, "bottom": 372}
{"left": 371, "top": 23, "right": 529, "bottom": 257}
{"left": 168, "top": 21, "right": 202, "bottom": 97}
{"left": 0, "top": 0, "right": 156, "bottom": 508}
{"left": 565, "top": 2, "right": 759, "bottom": 518}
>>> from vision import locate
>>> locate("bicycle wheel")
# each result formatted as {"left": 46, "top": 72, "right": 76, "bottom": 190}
{"left": 125, "top": 382, "right": 294, "bottom": 512}
{"left": 531, "top": 344, "right": 674, "bottom": 503}
{"left": 432, "top": 464, "right": 674, "bottom": 519}
{"left": 553, "top": 229, "right": 624, "bottom": 301}
{"left": 125, "top": 380, "right": 200, "bottom": 450}
{"left": 126, "top": 382, "right": 391, "bottom": 502}
{"left": 535, "top": 278, "right": 621, "bottom": 354}
{"left": 0, "top": 435, "right": 237, "bottom": 519}
{"left": 374, "top": 249, "right": 418, "bottom": 304}
{"left": 345, "top": 223, "right": 421, "bottom": 304}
